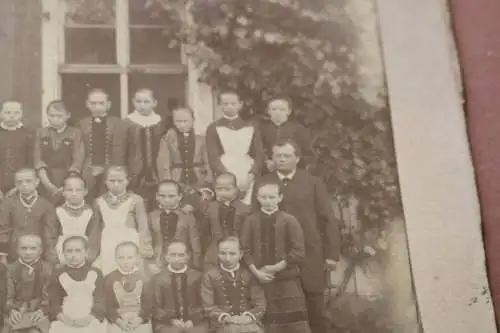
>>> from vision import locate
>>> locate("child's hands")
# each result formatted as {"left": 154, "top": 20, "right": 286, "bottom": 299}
{"left": 127, "top": 315, "right": 143, "bottom": 329}
{"left": 256, "top": 268, "right": 275, "bottom": 283}
{"left": 265, "top": 160, "right": 275, "bottom": 172}
{"left": 116, "top": 318, "right": 130, "bottom": 331}
{"left": 30, "top": 309, "right": 44, "bottom": 323}
{"left": 172, "top": 319, "right": 184, "bottom": 328}
{"left": 9, "top": 309, "right": 22, "bottom": 325}
{"left": 181, "top": 204, "right": 194, "bottom": 214}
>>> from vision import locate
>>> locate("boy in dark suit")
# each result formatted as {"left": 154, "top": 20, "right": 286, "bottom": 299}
{"left": 78, "top": 88, "right": 129, "bottom": 200}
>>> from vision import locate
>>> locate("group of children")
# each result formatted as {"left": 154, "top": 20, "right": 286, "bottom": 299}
{"left": 0, "top": 87, "right": 315, "bottom": 333}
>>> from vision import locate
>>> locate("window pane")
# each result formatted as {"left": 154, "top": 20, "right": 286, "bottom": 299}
{"left": 65, "top": 0, "right": 115, "bottom": 25}
{"left": 128, "top": 73, "right": 186, "bottom": 122}
{"left": 130, "top": 28, "right": 181, "bottom": 64}
{"left": 65, "top": 28, "right": 116, "bottom": 64}
{"left": 129, "top": 0, "right": 172, "bottom": 25}
{"left": 61, "top": 74, "right": 121, "bottom": 124}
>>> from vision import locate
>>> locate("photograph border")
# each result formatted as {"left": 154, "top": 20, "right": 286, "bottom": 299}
{"left": 376, "top": 0, "right": 496, "bottom": 332}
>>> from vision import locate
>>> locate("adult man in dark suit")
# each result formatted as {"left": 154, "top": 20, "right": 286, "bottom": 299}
{"left": 253, "top": 138, "right": 340, "bottom": 333}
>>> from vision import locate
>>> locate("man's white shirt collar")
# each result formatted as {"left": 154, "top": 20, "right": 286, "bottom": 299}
{"left": 277, "top": 169, "right": 296, "bottom": 180}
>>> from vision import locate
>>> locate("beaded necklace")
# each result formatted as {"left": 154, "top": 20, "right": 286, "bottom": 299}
{"left": 19, "top": 192, "right": 38, "bottom": 213}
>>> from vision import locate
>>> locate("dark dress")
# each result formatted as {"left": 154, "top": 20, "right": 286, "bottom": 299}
{"left": 241, "top": 210, "right": 311, "bottom": 333}
{"left": 0, "top": 126, "right": 34, "bottom": 193}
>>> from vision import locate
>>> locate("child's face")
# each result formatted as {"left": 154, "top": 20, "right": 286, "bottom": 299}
{"left": 257, "top": 184, "right": 282, "bottom": 212}
{"left": 268, "top": 99, "right": 291, "bottom": 125}
{"left": 156, "top": 183, "right": 182, "bottom": 210}
{"left": 106, "top": 170, "right": 129, "bottom": 195}
{"left": 215, "top": 176, "right": 238, "bottom": 202}
{"left": 63, "top": 178, "right": 87, "bottom": 205}
{"left": 86, "top": 91, "right": 111, "bottom": 116}
{"left": 1, "top": 102, "right": 23, "bottom": 125}
{"left": 218, "top": 240, "right": 242, "bottom": 269}
{"left": 15, "top": 170, "right": 39, "bottom": 195}
{"left": 133, "top": 90, "right": 157, "bottom": 116}
{"left": 47, "top": 107, "right": 70, "bottom": 129}
{"left": 165, "top": 243, "right": 189, "bottom": 270}
{"left": 63, "top": 239, "right": 87, "bottom": 267}
{"left": 17, "top": 235, "right": 42, "bottom": 264}
{"left": 115, "top": 244, "right": 140, "bottom": 273}
{"left": 173, "top": 109, "right": 194, "bottom": 133}
{"left": 219, "top": 93, "right": 242, "bottom": 118}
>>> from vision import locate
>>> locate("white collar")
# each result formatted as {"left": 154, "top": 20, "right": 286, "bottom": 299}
{"left": 66, "top": 261, "right": 86, "bottom": 269}
{"left": 277, "top": 170, "right": 296, "bottom": 180}
{"left": 220, "top": 263, "right": 240, "bottom": 277}
{"left": 261, "top": 208, "right": 279, "bottom": 215}
{"left": 222, "top": 114, "right": 240, "bottom": 121}
{"left": 18, "top": 258, "right": 39, "bottom": 274}
{"left": 127, "top": 111, "right": 161, "bottom": 127}
{"left": 64, "top": 200, "right": 86, "bottom": 210}
{"left": 0, "top": 121, "right": 23, "bottom": 131}
{"left": 167, "top": 264, "right": 188, "bottom": 274}
{"left": 118, "top": 267, "right": 140, "bottom": 276}
{"left": 50, "top": 125, "right": 67, "bottom": 133}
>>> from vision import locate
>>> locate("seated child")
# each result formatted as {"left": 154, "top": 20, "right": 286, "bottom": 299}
{"left": 94, "top": 166, "right": 153, "bottom": 276}
{"left": 0, "top": 100, "right": 34, "bottom": 198}
{"left": 149, "top": 181, "right": 201, "bottom": 271}
{"left": 0, "top": 168, "right": 58, "bottom": 264}
{"left": 105, "top": 241, "right": 153, "bottom": 333}
{"left": 157, "top": 106, "right": 212, "bottom": 208}
{"left": 4, "top": 234, "right": 52, "bottom": 333}
{"left": 241, "top": 181, "right": 311, "bottom": 333}
{"left": 205, "top": 90, "right": 264, "bottom": 204}
{"left": 152, "top": 241, "right": 207, "bottom": 333}
{"left": 34, "top": 100, "right": 84, "bottom": 205}
{"left": 259, "top": 97, "right": 312, "bottom": 171}
{"left": 48, "top": 236, "right": 106, "bottom": 333}
{"left": 200, "top": 173, "right": 250, "bottom": 269}
{"left": 125, "top": 88, "right": 168, "bottom": 211}
{"left": 201, "top": 236, "right": 266, "bottom": 333}
{"left": 78, "top": 89, "right": 128, "bottom": 200}
{"left": 55, "top": 175, "right": 101, "bottom": 265}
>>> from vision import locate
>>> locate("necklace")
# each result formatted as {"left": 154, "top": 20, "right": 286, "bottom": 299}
{"left": 19, "top": 192, "right": 38, "bottom": 213}
{"left": 62, "top": 201, "right": 87, "bottom": 217}
{"left": 104, "top": 191, "right": 130, "bottom": 209}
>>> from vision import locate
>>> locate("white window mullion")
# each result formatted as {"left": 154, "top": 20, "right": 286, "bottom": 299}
{"left": 116, "top": 0, "right": 130, "bottom": 118}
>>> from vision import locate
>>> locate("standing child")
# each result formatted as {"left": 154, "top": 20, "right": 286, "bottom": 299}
{"left": 259, "top": 97, "right": 312, "bottom": 171}
{"left": 94, "top": 166, "right": 153, "bottom": 275}
{"left": 55, "top": 175, "right": 101, "bottom": 265}
{"left": 48, "top": 236, "right": 107, "bottom": 333}
{"left": 241, "top": 181, "right": 311, "bottom": 333}
{"left": 125, "top": 89, "right": 168, "bottom": 211}
{"left": 34, "top": 100, "right": 84, "bottom": 205}
{"left": 205, "top": 90, "right": 264, "bottom": 204}
{"left": 79, "top": 89, "right": 128, "bottom": 200}
{"left": 4, "top": 234, "right": 52, "bottom": 333}
{"left": 0, "top": 100, "right": 34, "bottom": 198}
{"left": 0, "top": 168, "right": 58, "bottom": 264}
{"left": 201, "top": 173, "right": 250, "bottom": 269}
{"left": 105, "top": 241, "right": 153, "bottom": 333}
{"left": 201, "top": 236, "right": 266, "bottom": 333}
{"left": 157, "top": 106, "right": 212, "bottom": 208}
{"left": 152, "top": 241, "right": 207, "bottom": 333}
{"left": 149, "top": 181, "right": 201, "bottom": 271}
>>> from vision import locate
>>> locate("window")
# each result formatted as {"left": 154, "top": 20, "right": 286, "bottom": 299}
{"left": 58, "top": 0, "right": 187, "bottom": 122}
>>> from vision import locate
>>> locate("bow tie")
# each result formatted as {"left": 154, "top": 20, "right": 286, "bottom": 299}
{"left": 93, "top": 117, "right": 105, "bottom": 123}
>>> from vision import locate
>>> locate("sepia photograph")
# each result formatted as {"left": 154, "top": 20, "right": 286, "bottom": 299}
{"left": 0, "top": 1, "right": 496, "bottom": 333}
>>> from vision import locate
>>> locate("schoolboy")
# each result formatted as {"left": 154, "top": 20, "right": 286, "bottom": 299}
{"left": 34, "top": 100, "right": 84, "bottom": 204}
{"left": 78, "top": 88, "right": 128, "bottom": 200}
{"left": 0, "top": 168, "right": 58, "bottom": 264}
{"left": 201, "top": 236, "right": 265, "bottom": 333}
{"left": 152, "top": 241, "right": 207, "bottom": 333}
{"left": 4, "top": 234, "right": 52, "bottom": 333}
{"left": 0, "top": 100, "right": 34, "bottom": 198}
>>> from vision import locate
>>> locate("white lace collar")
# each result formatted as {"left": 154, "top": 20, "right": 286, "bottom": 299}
{"left": 0, "top": 121, "right": 23, "bottom": 131}
{"left": 127, "top": 111, "right": 161, "bottom": 127}
{"left": 167, "top": 264, "right": 188, "bottom": 274}
{"left": 220, "top": 263, "right": 240, "bottom": 278}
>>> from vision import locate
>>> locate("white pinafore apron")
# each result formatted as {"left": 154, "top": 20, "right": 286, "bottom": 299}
{"left": 49, "top": 271, "right": 107, "bottom": 333}
{"left": 216, "top": 126, "right": 255, "bottom": 204}
{"left": 94, "top": 197, "right": 140, "bottom": 276}
{"left": 55, "top": 207, "right": 93, "bottom": 265}
{"left": 107, "top": 280, "right": 152, "bottom": 333}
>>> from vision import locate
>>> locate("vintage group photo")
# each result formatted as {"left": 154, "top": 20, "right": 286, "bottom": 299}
{"left": 0, "top": 0, "right": 421, "bottom": 332}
